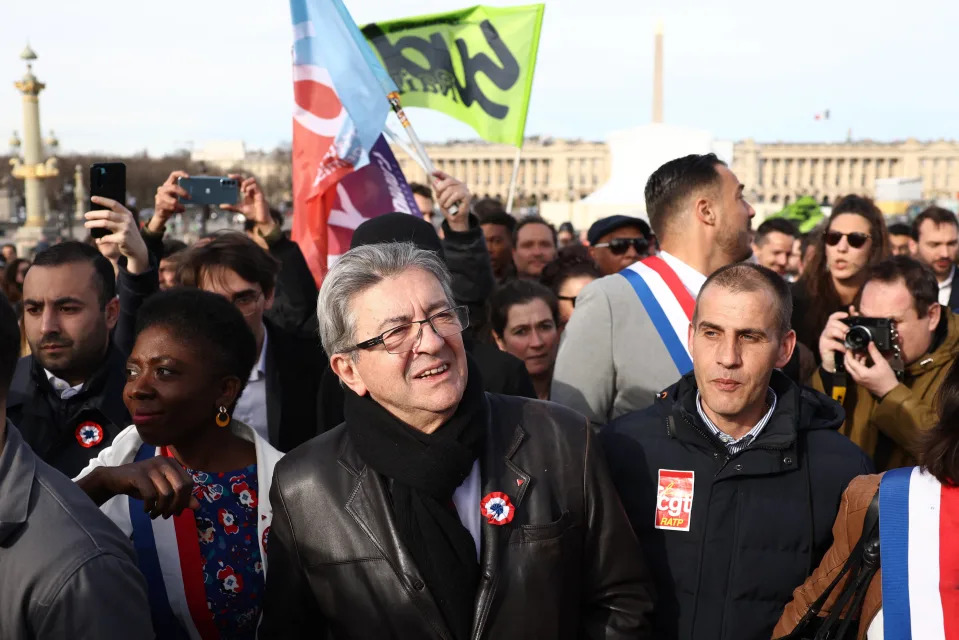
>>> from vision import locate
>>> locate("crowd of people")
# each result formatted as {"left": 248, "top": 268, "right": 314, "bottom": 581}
{"left": 1, "top": 151, "right": 958, "bottom": 639}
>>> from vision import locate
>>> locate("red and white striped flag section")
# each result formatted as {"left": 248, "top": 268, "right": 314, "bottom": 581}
{"left": 288, "top": 0, "right": 401, "bottom": 286}
{"left": 879, "top": 466, "right": 959, "bottom": 638}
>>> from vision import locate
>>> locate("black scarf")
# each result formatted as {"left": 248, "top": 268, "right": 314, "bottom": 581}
{"left": 344, "top": 356, "right": 487, "bottom": 640}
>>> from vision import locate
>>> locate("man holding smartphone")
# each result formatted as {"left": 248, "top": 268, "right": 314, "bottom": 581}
{"left": 148, "top": 171, "right": 320, "bottom": 339}
{"left": 8, "top": 196, "right": 158, "bottom": 477}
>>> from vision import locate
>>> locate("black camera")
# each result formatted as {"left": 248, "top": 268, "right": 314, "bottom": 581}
{"left": 840, "top": 317, "right": 896, "bottom": 352}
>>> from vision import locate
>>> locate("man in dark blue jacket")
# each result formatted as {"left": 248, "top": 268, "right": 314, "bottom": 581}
{"left": 604, "top": 262, "right": 872, "bottom": 640}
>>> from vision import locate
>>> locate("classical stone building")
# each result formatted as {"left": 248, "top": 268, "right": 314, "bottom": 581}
{"left": 732, "top": 138, "right": 959, "bottom": 209}
{"left": 396, "top": 137, "right": 611, "bottom": 206}
{"left": 397, "top": 136, "right": 959, "bottom": 222}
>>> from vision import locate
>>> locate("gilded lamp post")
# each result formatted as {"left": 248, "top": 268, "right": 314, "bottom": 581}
{"left": 10, "top": 45, "right": 58, "bottom": 247}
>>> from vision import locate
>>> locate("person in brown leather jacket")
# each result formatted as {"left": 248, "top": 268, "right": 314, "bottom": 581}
{"left": 775, "top": 356, "right": 959, "bottom": 638}
{"left": 812, "top": 256, "right": 959, "bottom": 470}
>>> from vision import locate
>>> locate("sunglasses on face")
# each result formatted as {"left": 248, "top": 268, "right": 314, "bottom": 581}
{"left": 593, "top": 237, "right": 649, "bottom": 256}
{"left": 824, "top": 231, "right": 871, "bottom": 249}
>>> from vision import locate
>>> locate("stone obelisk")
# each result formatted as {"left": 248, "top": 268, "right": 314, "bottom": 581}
{"left": 652, "top": 22, "right": 664, "bottom": 124}
{"left": 10, "top": 45, "right": 58, "bottom": 251}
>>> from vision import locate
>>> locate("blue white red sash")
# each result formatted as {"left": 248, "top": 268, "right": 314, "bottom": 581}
{"left": 620, "top": 255, "right": 696, "bottom": 375}
{"left": 129, "top": 443, "right": 220, "bottom": 640}
{"left": 880, "top": 466, "right": 959, "bottom": 639}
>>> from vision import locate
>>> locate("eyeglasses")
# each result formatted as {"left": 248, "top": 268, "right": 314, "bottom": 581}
{"left": 232, "top": 291, "right": 263, "bottom": 316}
{"left": 347, "top": 305, "right": 470, "bottom": 355}
{"left": 824, "top": 231, "right": 871, "bottom": 249}
{"left": 592, "top": 237, "right": 649, "bottom": 256}
{"left": 557, "top": 295, "right": 578, "bottom": 308}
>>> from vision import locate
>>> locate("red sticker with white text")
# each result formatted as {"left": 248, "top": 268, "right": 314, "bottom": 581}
{"left": 654, "top": 469, "right": 694, "bottom": 532}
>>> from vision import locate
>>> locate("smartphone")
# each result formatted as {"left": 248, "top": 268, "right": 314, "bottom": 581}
{"left": 89, "top": 162, "right": 126, "bottom": 239}
{"left": 177, "top": 176, "right": 240, "bottom": 206}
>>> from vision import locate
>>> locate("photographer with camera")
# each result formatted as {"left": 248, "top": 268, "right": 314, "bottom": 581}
{"left": 813, "top": 255, "right": 959, "bottom": 470}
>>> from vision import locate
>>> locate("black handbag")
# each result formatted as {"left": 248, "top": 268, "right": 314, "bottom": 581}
{"left": 775, "top": 490, "right": 881, "bottom": 640}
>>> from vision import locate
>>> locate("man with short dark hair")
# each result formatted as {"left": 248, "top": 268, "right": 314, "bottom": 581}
{"left": 0, "top": 295, "right": 154, "bottom": 640}
{"left": 750, "top": 217, "right": 799, "bottom": 277}
{"left": 911, "top": 206, "right": 959, "bottom": 310}
{"left": 552, "top": 153, "right": 755, "bottom": 425}
{"left": 410, "top": 180, "right": 436, "bottom": 223}
{"left": 604, "top": 262, "right": 871, "bottom": 640}
{"left": 158, "top": 238, "right": 187, "bottom": 291}
{"left": 478, "top": 207, "right": 517, "bottom": 283}
{"left": 513, "top": 215, "right": 557, "bottom": 279}
{"left": 814, "top": 255, "right": 959, "bottom": 469}
{"left": 1, "top": 243, "right": 17, "bottom": 265}
{"left": 177, "top": 232, "right": 325, "bottom": 452}
{"left": 887, "top": 221, "right": 914, "bottom": 257}
{"left": 587, "top": 215, "right": 652, "bottom": 276}
{"left": 10, "top": 198, "right": 158, "bottom": 476}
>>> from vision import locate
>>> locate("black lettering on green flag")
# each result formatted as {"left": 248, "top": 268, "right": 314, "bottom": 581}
{"left": 362, "top": 4, "right": 544, "bottom": 147}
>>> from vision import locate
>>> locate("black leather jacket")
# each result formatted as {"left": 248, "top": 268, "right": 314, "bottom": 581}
{"left": 259, "top": 393, "right": 655, "bottom": 639}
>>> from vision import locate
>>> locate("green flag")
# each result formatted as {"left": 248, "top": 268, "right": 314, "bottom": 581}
{"left": 362, "top": 4, "right": 544, "bottom": 147}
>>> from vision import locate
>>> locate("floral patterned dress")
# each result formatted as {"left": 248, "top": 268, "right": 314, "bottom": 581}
{"left": 188, "top": 463, "right": 264, "bottom": 639}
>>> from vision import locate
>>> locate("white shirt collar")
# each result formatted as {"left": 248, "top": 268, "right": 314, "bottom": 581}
{"left": 940, "top": 265, "right": 955, "bottom": 290}
{"left": 696, "top": 388, "right": 778, "bottom": 449}
{"left": 252, "top": 326, "right": 269, "bottom": 382}
{"left": 657, "top": 251, "right": 708, "bottom": 295}
{"left": 43, "top": 369, "right": 84, "bottom": 400}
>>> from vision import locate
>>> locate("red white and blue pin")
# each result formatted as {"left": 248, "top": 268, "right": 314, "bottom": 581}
{"left": 75, "top": 421, "right": 104, "bottom": 448}
{"left": 481, "top": 492, "right": 515, "bottom": 526}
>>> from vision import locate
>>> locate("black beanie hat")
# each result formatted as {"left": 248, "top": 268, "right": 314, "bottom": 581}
{"left": 349, "top": 212, "right": 445, "bottom": 262}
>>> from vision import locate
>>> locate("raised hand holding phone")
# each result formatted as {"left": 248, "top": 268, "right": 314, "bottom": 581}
{"left": 84, "top": 196, "right": 150, "bottom": 275}
{"left": 89, "top": 162, "right": 126, "bottom": 239}
{"left": 219, "top": 174, "right": 275, "bottom": 237}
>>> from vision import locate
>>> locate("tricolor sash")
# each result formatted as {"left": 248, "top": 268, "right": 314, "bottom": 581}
{"left": 880, "top": 466, "right": 959, "bottom": 639}
{"left": 129, "top": 443, "right": 220, "bottom": 640}
{"left": 620, "top": 256, "right": 696, "bottom": 375}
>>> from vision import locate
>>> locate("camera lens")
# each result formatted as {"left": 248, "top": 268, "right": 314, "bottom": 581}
{"left": 844, "top": 326, "right": 872, "bottom": 351}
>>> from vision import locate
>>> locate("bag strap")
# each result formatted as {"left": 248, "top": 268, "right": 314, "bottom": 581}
{"left": 776, "top": 487, "right": 881, "bottom": 640}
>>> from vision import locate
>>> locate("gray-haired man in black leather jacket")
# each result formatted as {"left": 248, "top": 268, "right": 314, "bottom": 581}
{"left": 259, "top": 241, "right": 655, "bottom": 640}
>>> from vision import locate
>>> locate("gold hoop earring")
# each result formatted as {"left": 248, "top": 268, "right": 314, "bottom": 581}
{"left": 215, "top": 405, "right": 231, "bottom": 428}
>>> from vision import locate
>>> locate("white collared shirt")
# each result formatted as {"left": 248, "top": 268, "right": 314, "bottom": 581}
{"left": 938, "top": 265, "right": 955, "bottom": 306}
{"left": 696, "top": 388, "right": 778, "bottom": 455}
{"left": 452, "top": 459, "right": 482, "bottom": 560}
{"left": 44, "top": 369, "right": 83, "bottom": 400}
{"left": 233, "top": 327, "right": 269, "bottom": 442}
{"left": 657, "top": 251, "right": 708, "bottom": 296}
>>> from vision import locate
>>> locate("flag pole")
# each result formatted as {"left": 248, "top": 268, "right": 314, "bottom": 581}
{"left": 384, "top": 125, "right": 430, "bottom": 175}
{"left": 505, "top": 145, "right": 523, "bottom": 213}
{"left": 387, "top": 92, "right": 459, "bottom": 216}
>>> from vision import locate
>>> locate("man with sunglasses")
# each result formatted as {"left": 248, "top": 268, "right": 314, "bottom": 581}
{"left": 588, "top": 215, "right": 653, "bottom": 276}
{"left": 259, "top": 241, "right": 655, "bottom": 639}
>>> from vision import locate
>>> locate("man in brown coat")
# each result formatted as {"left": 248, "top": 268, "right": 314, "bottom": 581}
{"left": 812, "top": 256, "right": 959, "bottom": 470}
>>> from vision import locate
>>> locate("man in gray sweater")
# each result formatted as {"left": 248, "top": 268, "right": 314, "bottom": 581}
{"left": 0, "top": 296, "right": 153, "bottom": 640}
{"left": 551, "top": 153, "right": 756, "bottom": 426}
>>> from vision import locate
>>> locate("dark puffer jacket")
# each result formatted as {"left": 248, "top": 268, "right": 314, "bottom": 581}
{"left": 603, "top": 370, "right": 873, "bottom": 640}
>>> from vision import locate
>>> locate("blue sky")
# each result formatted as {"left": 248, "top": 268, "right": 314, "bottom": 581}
{"left": 1, "top": 0, "right": 956, "bottom": 156}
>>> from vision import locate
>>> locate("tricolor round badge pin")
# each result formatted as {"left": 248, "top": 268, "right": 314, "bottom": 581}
{"left": 75, "top": 421, "right": 104, "bottom": 448}
{"left": 481, "top": 491, "right": 515, "bottom": 525}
